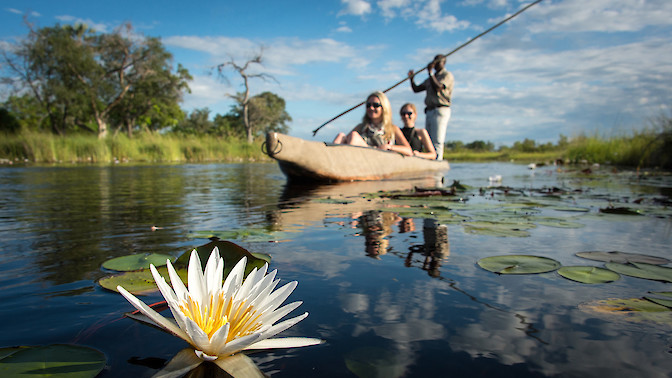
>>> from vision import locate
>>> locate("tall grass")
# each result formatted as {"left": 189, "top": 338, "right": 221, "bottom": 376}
{"left": 0, "top": 131, "right": 270, "bottom": 164}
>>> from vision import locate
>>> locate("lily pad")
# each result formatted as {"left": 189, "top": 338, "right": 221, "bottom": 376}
{"left": 605, "top": 262, "right": 672, "bottom": 282}
{"left": 189, "top": 229, "right": 291, "bottom": 242}
{"left": 102, "top": 253, "right": 174, "bottom": 271}
{"left": 464, "top": 221, "right": 534, "bottom": 237}
{"left": 533, "top": 217, "right": 585, "bottom": 229}
{"left": 644, "top": 296, "right": 672, "bottom": 308}
{"left": 557, "top": 266, "right": 620, "bottom": 284}
{"left": 579, "top": 298, "right": 672, "bottom": 325}
{"left": 99, "top": 239, "right": 271, "bottom": 295}
{"left": 0, "top": 344, "right": 105, "bottom": 378}
{"left": 477, "top": 255, "right": 561, "bottom": 274}
{"left": 98, "top": 265, "right": 188, "bottom": 295}
{"left": 576, "top": 251, "right": 670, "bottom": 265}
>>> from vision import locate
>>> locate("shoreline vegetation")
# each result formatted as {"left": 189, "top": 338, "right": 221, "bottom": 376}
{"left": 1, "top": 120, "right": 670, "bottom": 170}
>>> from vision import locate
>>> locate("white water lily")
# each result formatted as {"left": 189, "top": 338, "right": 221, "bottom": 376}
{"left": 117, "top": 247, "right": 322, "bottom": 361}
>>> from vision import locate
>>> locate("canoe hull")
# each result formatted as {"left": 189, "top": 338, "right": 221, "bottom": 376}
{"left": 265, "top": 132, "right": 450, "bottom": 182}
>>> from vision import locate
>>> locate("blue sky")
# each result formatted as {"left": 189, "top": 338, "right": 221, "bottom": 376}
{"left": 1, "top": 0, "right": 671, "bottom": 146}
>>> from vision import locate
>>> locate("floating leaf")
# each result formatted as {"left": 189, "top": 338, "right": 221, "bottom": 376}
{"left": 312, "top": 197, "right": 355, "bottom": 204}
{"left": 533, "top": 217, "right": 584, "bottom": 229}
{"left": 644, "top": 296, "right": 672, "bottom": 308}
{"left": 649, "top": 291, "right": 672, "bottom": 298}
{"left": 102, "top": 253, "right": 174, "bottom": 271}
{"left": 98, "top": 266, "right": 188, "bottom": 295}
{"left": 605, "top": 262, "right": 672, "bottom": 282}
{"left": 189, "top": 229, "right": 291, "bottom": 242}
{"left": 557, "top": 266, "right": 620, "bottom": 284}
{"left": 99, "top": 239, "right": 271, "bottom": 295}
{"left": 579, "top": 298, "right": 672, "bottom": 325}
{"left": 464, "top": 221, "right": 534, "bottom": 237}
{"left": 0, "top": 344, "right": 105, "bottom": 378}
{"left": 174, "top": 239, "right": 270, "bottom": 278}
{"left": 477, "top": 255, "right": 561, "bottom": 274}
{"left": 576, "top": 251, "right": 669, "bottom": 265}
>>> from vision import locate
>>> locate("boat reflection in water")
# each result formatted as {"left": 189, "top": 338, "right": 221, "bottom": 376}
{"left": 272, "top": 175, "right": 451, "bottom": 275}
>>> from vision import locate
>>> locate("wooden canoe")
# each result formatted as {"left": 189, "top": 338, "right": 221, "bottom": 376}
{"left": 264, "top": 132, "right": 450, "bottom": 182}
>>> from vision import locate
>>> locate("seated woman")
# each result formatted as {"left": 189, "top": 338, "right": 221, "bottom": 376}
{"left": 333, "top": 91, "right": 412, "bottom": 156}
{"left": 398, "top": 103, "right": 437, "bottom": 160}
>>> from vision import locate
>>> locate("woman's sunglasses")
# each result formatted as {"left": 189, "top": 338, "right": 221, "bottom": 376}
{"left": 401, "top": 111, "right": 414, "bottom": 117}
{"left": 366, "top": 102, "right": 382, "bottom": 109}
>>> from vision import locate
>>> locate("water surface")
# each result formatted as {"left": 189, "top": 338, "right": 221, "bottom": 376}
{"left": 1, "top": 162, "right": 671, "bottom": 377}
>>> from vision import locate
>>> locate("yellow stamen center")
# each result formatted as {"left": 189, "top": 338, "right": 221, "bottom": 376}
{"left": 179, "top": 292, "right": 264, "bottom": 342}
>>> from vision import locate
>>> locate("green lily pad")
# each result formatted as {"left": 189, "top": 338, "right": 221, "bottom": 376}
{"left": 557, "top": 266, "right": 620, "bottom": 284}
{"left": 477, "top": 255, "right": 561, "bottom": 274}
{"left": 189, "top": 229, "right": 291, "bottom": 242}
{"left": 174, "top": 239, "right": 271, "bottom": 277}
{"left": 580, "top": 298, "right": 672, "bottom": 325}
{"left": 98, "top": 265, "right": 188, "bottom": 295}
{"left": 99, "top": 239, "right": 271, "bottom": 295}
{"left": 644, "top": 296, "right": 672, "bottom": 308}
{"left": 648, "top": 291, "right": 672, "bottom": 298}
{"left": 576, "top": 251, "right": 670, "bottom": 265}
{"left": 605, "top": 262, "right": 672, "bottom": 282}
{"left": 533, "top": 217, "right": 585, "bottom": 228}
{"left": 0, "top": 344, "right": 105, "bottom": 377}
{"left": 102, "top": 253, "right": 174, "bottom": 271}
{"left": 465, "top": 221, "right": 534, "bottom": 237}
{"left": 312, "top": 197, "right": 355, "bottom": 204}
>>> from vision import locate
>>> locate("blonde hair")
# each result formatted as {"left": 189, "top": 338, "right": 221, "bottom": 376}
{"left": 362, "top": 91, "right": 395, "bottom": 141}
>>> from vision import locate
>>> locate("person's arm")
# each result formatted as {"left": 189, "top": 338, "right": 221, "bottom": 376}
{"left": 408, "top": 70, "right": 425, "bottom": 93}
{"left": 426, "top": 62, "right": 446, "bottom": 92}
{"left": 412, "top": 129, "right": 437, "bottom": 160}
{"left": 384, "top": 126, "right": 412, "bottom": 156}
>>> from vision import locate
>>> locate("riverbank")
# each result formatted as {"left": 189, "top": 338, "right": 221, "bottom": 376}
{"left": 1, "top": 127, "right": 670, "bottom": 169}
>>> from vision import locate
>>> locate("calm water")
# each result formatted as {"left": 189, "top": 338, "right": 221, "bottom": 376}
{"left": 1, "top": 162, "right": 671, "bottom": 377}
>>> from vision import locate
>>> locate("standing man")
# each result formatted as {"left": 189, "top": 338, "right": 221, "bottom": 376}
{"left": 408, "top": 55, "right": 454, "bottom": 160}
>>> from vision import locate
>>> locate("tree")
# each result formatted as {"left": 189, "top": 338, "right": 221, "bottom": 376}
{"left": 172, "top": 108, "right": 214, "bottom": 135}
{"left": 214, "top": 48, "right": 277, "bottom": 143}
{"left": 1, "top": 21, "right": 191, "bottom": 138}
{"left": 231, "top": 91, "right": 291, "bottom": 138}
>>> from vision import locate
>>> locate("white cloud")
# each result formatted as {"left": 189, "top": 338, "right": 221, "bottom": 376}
{"left": 339, "top": 0, "right": 373, "bottom": 16}
{"left": 530, "top": 0, "right": 672, "bottom": 33}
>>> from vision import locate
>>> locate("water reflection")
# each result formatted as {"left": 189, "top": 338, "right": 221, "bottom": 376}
{"left": 404, "top": 218, "right": 450, "bottom": 277}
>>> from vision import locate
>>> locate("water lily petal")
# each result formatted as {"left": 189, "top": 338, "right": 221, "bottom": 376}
{"left": 117, "top": 285, "right": 190, "bottom": 342}
{"left": 204, "top": 247, "right": 223, "bottom": 298}
{"left": 187, "top": 250, "right": 207, "bottom": 305}
{"left": 258, "top": 301, "right": 302, "bottom": 326}
{"left": 166, "top": 259, "right": 188, "bottom": 301}
{"left": 150, "top": 265, "right": 191, "bottom": 331}
{"left": 219, "top": 332, "right": 263, "bottom": 356}
{"left": 258, "top": 312, "right": 309, "bottom": 340}
{"left": 256, "top": 281, "right": 298, "bottom": 314}
{"left": 183, "top": 315, "right": 211, "bottom": 350}
{"left": 222, "top": 256, "right": 246, "bottom": 298}
{"left": 207, "top": 322, "right": 230, "bottom": 355}
{"left": 246, "top": 337, "right": 324, "bottom": 350}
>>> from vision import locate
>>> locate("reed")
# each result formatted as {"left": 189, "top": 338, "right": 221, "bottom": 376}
{"left": 0, "top": 131, "right": 270, "bottom": 164}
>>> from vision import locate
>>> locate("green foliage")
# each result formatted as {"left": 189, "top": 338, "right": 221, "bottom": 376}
{"left": 1, "top": 22, "right": 191, "bottom": 138}
{"left": 0, "top": 130, "right": 268, "bottom": 163}
{"left": 0, "top": 108, "right": 21, "bottom": 133}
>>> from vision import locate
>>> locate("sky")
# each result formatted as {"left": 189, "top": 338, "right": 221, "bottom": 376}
{"left": 1, "top": 0, "right": 671, "bottom": 147}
